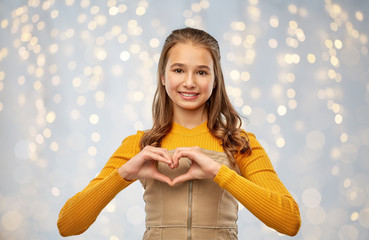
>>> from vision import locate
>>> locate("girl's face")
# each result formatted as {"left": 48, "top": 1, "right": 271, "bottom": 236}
{"left": 162, "top": 42, "right": 215, "bottom": 121}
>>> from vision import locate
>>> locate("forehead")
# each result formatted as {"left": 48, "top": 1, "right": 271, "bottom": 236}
{"left": 166, "top": 43, "right": 213, "bottom": 66}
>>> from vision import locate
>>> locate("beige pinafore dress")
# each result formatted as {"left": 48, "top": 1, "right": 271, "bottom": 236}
{"left": 140, "top": 149, "right": 240, "bottom": 240}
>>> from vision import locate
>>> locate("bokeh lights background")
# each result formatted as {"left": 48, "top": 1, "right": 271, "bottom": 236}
{"left": 1, "top": 0, "right": 369, "bottom": 239}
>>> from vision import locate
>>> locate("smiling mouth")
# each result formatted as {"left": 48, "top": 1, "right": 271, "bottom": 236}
{"left": 179, "top": 92, "right": 199, "bottom": 97}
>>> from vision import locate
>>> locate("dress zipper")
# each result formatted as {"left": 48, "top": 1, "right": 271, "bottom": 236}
{"left": 188, "top": 180, "right": 193, "bottom": 240}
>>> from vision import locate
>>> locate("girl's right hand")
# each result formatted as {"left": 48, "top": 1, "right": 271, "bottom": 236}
{"left": 118, "top": 146, "right": 173, "bottom": 185}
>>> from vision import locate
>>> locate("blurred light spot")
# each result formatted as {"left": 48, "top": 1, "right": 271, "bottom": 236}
{"left": 109, "top": 6, "right": 119, "bottom": 15}
{"left": 70, "top": 109, "right": 80, "bottom": 120}
{"left": 355, "top": 11, "right": 364, "bottom": 21}
{"left": 91, "top": 132, "right": 101, "bottom": 142}
{"left": 149, "top": 38, "right": 160, "bottom": 48}
{"left": 120, "top": 51, "right": 130, "bottom": 61}
{"left": 347, "top": 187, "right": 366, "bottom": 206}
{"left": 277, "top": 105, "right": 287, "bottom": 116}
{"left": 118, "top": 4, "right": 127, "bottom": 13}
{"left": 288, "top": 99, "right": 298, "bottom": 109}
{"left": 94, "top": 47, "right": 107, "bottom": 61}
{"left": 241, "top": 71, "right": 250, "bottom": 81}
{"left": 306, "top": 130, "right": 325, "bottom": 150}
{"left": 271, "top": 125, "right": 280, "bottom": 135}
{"left": 53, "top": 94, "right": 62, "bottom": 104}
{"left": 335, "top": 114, "right": 343, "bottom": 124}
{"left": 288, "top": 4, "right": 297, "bottom": 14}
{"left": 331, "top": 147, "right": 341, "bottom": 160}
{"left": 307, "top": 206, "right": 326, "bottom": 224}
{"left": 231, "top": 21, "right": 245, "bottom": 31}
{"left": 287, "top": 88, "right": 296, "bottom": 98}
{"left": 89, "top": 114, "right": 99, "bottom": 124}
{"left": 340, "top": 133, "right": 348, "bottom": 143}
{"left": 247, "top": 6, "right": 260, "bottom": 19}
{"left": 77, "top": 96, "right": 86, "bottom": 106}
{"left": 230, "top": 70, "right": 240, "bottom": 81}
{"left": 266, "top": 113, "right": 276, "bottom": 123}
{"left": 331, "top": 166, "right": 339, "bottom": 175}
{"left": 191, "top": 3, "right": 201, "bottom": 12}
{"left": 286, "top": 37, "right": 298, "bottom": 48}
{"left": 335, "top": 39, "right": 343, "bottom": 49}
{"left": 307, "top": 53, "right": 316, "bottom": 63}
{"left": 1, "top": 19, "right": 8, "bottom": 28}
{"left": 35, "top": 134, "right": 44, "bottom": 144}
{"left": 250, "top": 87, "right": 261, "bottom": 99}
{"left": 286, "top": 73, "right": 295, "bottom": 83}
{"left": 43, "top": 128, "right": 51, "bottom": 138}
{"left": 302, "top": 188, "right": 321, "bottom": 207}
{"left": 136, "top": 6, "right": 146, "bottom": 16}
{"left": 276, "top": 137, "right": 285, "bottom": 148}
{"left": 331, "top": 103, "right": 341, "bottom": 113}
{"left": 234, "top": 97, "right": 243, "bottom": 107}
{"left": 133, "top": 91, "right": 144, "bottom": 101}
{"left": 1, "top": 210, "right": 22, "bottom": 231}
{"left": 46, "top": 111, "right": 56, "bottom": 123}
{"left": 127, "top": 205, "right": 145, "bottom": 224}
{"left": 338, "top": 225, "right": 358, "bottom": 240}
{"left": 242, "top": 105, "right": 252, "bottom": 115}
{"left": 50, "top": 141, "right": 59, "bottom": 152}
{"left": 350, "top": 212, "right": 359, "bottom": 222}
{"left": 0, "top": 71, "right": 5, "bottom": 81}
{"left": 344, "top": 178, "right": 351, "bottom": 188}
{"left": 51, "top": 187, "right": 60, "bottom": 196}
{"left": 289, "top": 54, "right": 300, "bottom": 64}
{"left": 95, "top": 91, "right": 105, "bottom": 101}
{"left": 110, "top": 236, "right": 119, "bottom": 240}
{"left": 88, "top": 146, "right": 97, "bottom": 156}
{"left": 51, "top": 76, "right": 60, "bottom": 86}
{"left": 268, "top": 38, "right": 278, "bottom": 48}
{"left": 359, "top": 208, "right": 369, "bottom": 228}
{"left": 106, "top": 203, "right": 116, "bottom": 213}
{"left": 269, "top": 16, "right": 279, "bottom": 28}
{"left": 134, "top": 121, "right": 144, "bottom": 131}
{"left": 50, "top": 9, "right": 59, "bottom": 19}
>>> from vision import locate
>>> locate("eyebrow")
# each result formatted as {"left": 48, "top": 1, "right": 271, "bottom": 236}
{"left": 170, "top": 63, "right": 211, "bottom": 70}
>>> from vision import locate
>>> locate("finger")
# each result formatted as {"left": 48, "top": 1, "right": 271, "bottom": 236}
{"left": 147, "top": 147, "right": 172, "bottom": 164}
{"left": 172, "top": 148, "right": 194, "bottom": 168}
{"left": 145, "top": 151, "right": 172, "bottom": 165}
{"left": 171, "top": 173, "right": 193, "bottom": 186}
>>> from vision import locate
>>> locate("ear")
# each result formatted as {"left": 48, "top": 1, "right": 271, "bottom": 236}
{"left": 161, "top": 75, "right": 165, "bottom": 86}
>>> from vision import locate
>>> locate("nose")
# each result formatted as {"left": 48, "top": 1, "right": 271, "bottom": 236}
{"left": 183, "top": 73, "right": 196, "bottom": 88}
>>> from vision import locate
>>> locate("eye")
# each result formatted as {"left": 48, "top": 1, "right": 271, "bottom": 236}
{"left": 197, "top": 70, "right": 207, "bottom": 76}
{"left": 173, "top": 69, "right": 183, "bottom": 73}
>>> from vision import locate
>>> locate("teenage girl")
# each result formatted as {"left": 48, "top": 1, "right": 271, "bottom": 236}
{"left": 57, "top": 27, "right": 301, "bottom": 239}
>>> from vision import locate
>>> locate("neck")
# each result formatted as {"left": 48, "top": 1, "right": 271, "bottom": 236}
{"left": 173, "top": 108, "right": 207, "bottom": 129}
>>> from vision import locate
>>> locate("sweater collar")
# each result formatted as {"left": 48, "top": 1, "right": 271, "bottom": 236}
{"left": 171, "top": 121, "right": 209, "bottom": 136}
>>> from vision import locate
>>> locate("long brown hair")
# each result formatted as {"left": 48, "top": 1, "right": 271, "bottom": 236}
{"left": 140, "top": 27, "right": 251, "bottom": 161}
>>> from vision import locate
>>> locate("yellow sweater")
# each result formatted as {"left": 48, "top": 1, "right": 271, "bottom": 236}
{"left": 57, "top": 121, "right": 301, "bottom": 237}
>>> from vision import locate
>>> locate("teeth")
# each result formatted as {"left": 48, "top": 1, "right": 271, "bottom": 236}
{"left": 181, "top": 92, "right": 197, "bottom": 97}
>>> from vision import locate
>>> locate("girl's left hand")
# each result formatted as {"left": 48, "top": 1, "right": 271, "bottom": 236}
{"left": 171, "top": 146, "right": 221, "bottom": 186}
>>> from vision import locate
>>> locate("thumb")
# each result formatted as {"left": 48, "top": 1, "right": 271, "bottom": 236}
{"left": 171, "top": 173, "right": 193, "bottom": 186}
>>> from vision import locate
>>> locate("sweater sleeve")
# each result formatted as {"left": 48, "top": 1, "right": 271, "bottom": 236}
{"left": 213, "top": 132, "right": 301, "bottom": 236}
{"left": 57, "top": 132, "right": 143, "bottom": 237}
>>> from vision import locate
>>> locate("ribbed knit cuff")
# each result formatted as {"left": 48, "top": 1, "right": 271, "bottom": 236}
{"left": 213, "top": 164, "right": 236, "bottom": 188}
{"left": 111, "top": 168, "right": 136, "bottom": 189}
